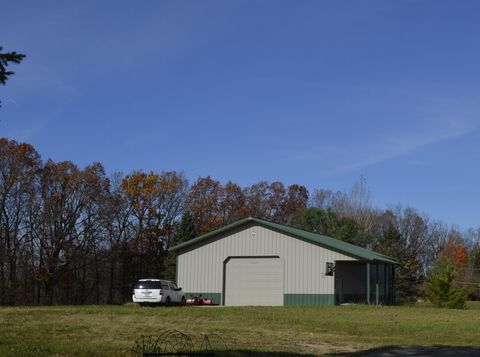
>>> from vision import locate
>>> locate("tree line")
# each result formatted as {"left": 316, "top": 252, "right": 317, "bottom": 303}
{"left": 0, "top": 137, "right": 479, "bottom": 305}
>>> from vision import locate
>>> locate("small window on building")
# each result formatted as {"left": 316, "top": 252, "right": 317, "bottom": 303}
{"left": 326, "top": 262, "right": 335, "bottom": 276}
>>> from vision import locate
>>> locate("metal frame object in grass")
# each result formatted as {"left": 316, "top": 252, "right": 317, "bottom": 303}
{"left": 131, "top": 330, "right": 228, "bottom": 356}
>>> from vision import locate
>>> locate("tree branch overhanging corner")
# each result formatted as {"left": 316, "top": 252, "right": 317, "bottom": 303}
{"left": 0, "top": 45, "right": 26, "bottom": 107}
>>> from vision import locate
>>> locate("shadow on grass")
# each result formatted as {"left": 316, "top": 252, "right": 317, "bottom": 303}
{"left": 136, "top": 347, "right": 480, "bottom": 356}
{"left": 332, "top": 345, "right": 480, "bottom": 356}
{"left": 214, "top": 352, "right": 316, "bottom": 356}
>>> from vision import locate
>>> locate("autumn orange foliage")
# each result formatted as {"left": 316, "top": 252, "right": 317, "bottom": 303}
{"left": 440, "top": 243, "right": 469, "bottom": 266}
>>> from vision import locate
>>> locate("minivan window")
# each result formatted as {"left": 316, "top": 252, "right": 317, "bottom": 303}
{"left": 134, "top": 281, "right": 162, "bottom": 289}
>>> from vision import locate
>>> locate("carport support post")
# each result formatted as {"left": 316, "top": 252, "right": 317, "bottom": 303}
{"left": 366, "top": 263, "right": 370, "bottom": 304}
{"left": 392, "top": 265, "right": 396, "bottom": 305}
{"left": 384, "top": 264, "right": 387, "bottom": 303}
{"left": 375, "top": 262, "right": 379, "bottom": 306}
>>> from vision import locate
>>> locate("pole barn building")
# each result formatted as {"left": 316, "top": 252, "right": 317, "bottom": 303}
{"left": 169, "top": 217, "right": 397, "bottom": 306}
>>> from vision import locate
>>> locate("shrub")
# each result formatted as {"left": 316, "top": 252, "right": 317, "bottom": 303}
{"left": 447, "top": 288, "right": 468, "bottom": 309}
{"left": 426, "top": 257, "right": 468, "bottom": 309}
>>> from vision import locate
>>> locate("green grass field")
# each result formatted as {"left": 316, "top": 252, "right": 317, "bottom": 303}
{"left": 0, "top": 302, "right": 479, "bottom": 357}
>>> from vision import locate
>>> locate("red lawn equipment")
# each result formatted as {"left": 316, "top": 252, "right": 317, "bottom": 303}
{"left": 185, "top": 295, "right": 215, "bottom": 305}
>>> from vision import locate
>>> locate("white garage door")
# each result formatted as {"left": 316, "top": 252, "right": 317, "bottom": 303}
{"left": 224, "top": 257, "right": 284, "bottom": 306}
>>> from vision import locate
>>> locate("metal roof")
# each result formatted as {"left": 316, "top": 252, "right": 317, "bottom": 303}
{"left": 169, "top": 216, "right": 397, "bottom": 264}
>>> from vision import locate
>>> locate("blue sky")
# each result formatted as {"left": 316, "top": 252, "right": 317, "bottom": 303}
{"left": 1, "top": 1, "right": 479, "bottom": 228}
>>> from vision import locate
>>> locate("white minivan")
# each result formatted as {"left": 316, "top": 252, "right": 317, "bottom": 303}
{"left": 132, "top": 279, "right": 185, "bottom": 306}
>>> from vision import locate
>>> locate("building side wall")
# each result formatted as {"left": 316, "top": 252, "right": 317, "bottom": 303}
{"left": 177, "top": 223, "right": 357, "bottom": 305}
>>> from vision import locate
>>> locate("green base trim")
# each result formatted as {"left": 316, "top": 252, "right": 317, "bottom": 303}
{"left": 185, "top": 292, "right": 221, "bottom": 305}
{"left": 284, "top": 294, "right": 335, "bottom": 306}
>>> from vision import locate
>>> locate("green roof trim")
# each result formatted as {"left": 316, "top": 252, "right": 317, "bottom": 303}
{"left": 169, "top": 217, "right": 398, "bottom": 264}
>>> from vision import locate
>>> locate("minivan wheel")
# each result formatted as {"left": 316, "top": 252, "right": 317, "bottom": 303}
{"left": 165, "top": 297, "right": 171, "bottom": 306}
{"left": 181, "top": 296, "right": 186, "bottom": 305}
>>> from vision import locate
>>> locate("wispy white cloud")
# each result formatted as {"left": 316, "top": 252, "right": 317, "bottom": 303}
{"left": 5, "top": 121, "right": 46, "bottom": 142}
{"left": 8, "top": 98, "right": 24, "bottom": 110}
{"left": 280, "top": 95, "right": 480, "bottom": 177}
{"left": 334, "top": 120, "right": 477, "bottom": 174}
{"left": 334, "top": 90, "right": 480, "bottom": 173}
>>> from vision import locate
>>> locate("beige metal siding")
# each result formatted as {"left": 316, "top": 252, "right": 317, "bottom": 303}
{"left": 177, "top": 223, "right": 357, "bottom": 301}
{"left": 225, "top": 257, "right": 284, "bottom": 306}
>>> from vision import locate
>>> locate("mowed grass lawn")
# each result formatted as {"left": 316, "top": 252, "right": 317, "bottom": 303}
{"left": 0, "top": 302, "right": 479, "bottom": 357}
